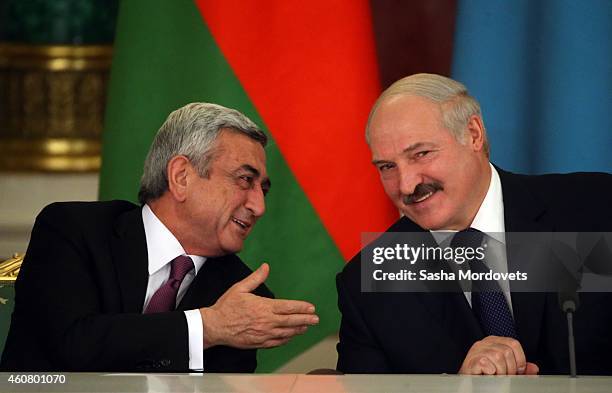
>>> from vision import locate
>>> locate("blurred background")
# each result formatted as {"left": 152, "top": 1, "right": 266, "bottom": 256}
{"left": 1, "top": 0, "right": 610, "bottom": 372}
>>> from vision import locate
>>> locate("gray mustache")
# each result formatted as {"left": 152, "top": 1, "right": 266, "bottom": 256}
{"left": 402, "top": 182, "right": 443, "bottom": 205}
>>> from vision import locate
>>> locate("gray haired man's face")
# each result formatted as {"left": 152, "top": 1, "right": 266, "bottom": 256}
{"left": 182, "top": 129, "right": 269, "bottom": 256}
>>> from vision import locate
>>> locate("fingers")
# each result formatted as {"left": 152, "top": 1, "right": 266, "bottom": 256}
{"left": 275, "top": 313, "right": 319, "bottom": 327}
{"left": 271, "top": 299, "right": 316, "bottom": 314}
{"left": 489, "top": 342, "right": 517, "bottom": 375}
{"left": 268, "top": 299, "right": 319, "bottom": 327}
{"left": 464, "top": 348, "right": 507, "bottom": 375}
{"left": 477, "top": 358, "right": 497, "bottom": 375}
{"left": 497, "top": 337, "right": 526, "bottom": 374}
{"left": 256, "top": 325, "right": 310, "bottom": 348}
{"left": 460, "top": 336, "right": 531, "bottom": 375}
{"left": 233, "top": 263, "right": 270, "bottom": 293}
{"left": 269, "top": 325, "right": 310, "bottom": 339}
{"left": 525, "top": 362, "right": 540, "bottom": 375}
{"left": 260, "top": 338, "right": 291, "bottom": 349}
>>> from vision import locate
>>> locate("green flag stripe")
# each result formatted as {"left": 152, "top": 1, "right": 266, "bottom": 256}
{"left": 101, "top": 0, "right": 343, "bottom": 372}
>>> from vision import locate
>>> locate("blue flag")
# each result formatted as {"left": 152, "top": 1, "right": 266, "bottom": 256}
{"left": 452, "top": 0, "right": 612, "bottom": 174}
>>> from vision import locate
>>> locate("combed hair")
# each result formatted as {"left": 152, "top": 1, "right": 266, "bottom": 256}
{"left": 138, "top": 102, "right": 267, "bottom": 204}
{"left": 365, "top": 73, "right": 489, "bottom": 157}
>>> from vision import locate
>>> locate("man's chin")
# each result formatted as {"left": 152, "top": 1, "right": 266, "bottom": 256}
{"left": 220, "top": 240, "right": 244, "bottom": 255}
{"left": 403, "top": 211, "right": 450, "bottom": 231}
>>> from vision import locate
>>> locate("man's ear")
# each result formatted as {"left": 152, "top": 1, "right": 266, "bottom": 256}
{"left": 166, "top": 155, "right": 191, "bottom": 202}
{"left": 466, "top": 115, "right": 486, "bottom": 152}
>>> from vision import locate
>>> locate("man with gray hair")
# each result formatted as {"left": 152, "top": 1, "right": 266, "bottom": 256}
{"left": 1, "top": 103, "right": 319, "bottom": 372}
{"left": 337, "top": 74, "right": 612, "bottom": 375}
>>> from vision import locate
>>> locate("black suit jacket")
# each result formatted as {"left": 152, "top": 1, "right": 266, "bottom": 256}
{"left": 336, "top": 168, "right": 612, "bottom": 375}
{"left": 0, "top": 201, "right": 273, "bottom": 372}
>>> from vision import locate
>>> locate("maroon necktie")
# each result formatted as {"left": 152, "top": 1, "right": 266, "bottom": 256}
{"left": 144, "top": 255, "right": 194, "bottom": 313}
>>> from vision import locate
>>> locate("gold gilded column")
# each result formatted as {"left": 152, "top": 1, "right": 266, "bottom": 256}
{"left": 0, "top": 44, "right": 112, "bottom": 172}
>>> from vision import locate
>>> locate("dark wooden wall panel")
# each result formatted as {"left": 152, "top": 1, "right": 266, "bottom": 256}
{"left": 370, "top": 0, "right": 457, "bottom": 89}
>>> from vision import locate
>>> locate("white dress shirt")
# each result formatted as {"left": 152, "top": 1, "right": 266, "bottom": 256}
{"left": 142, "top": 204, "right": 206, "bottom": 371}
{"left": 432, "top": 163, "right": 513, "bottom": 313}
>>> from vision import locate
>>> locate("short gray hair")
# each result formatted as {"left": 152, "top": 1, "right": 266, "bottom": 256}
{"left": 366, "top": 73, "right": 489, "bottom": 157}
{"left": 138, "top": 102, "right": 267, "bottom": 204}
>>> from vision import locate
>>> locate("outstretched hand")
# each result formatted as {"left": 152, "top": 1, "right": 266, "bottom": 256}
{"left": 200, "top": 263, "right": 319, "bottom": 349}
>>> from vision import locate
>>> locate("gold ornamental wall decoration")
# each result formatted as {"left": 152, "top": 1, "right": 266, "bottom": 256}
{"left": 0, "top": 44, "right": 112, "bottom": 172}
{"left": 0, "top": 253, "right": 22, "bottom": 284}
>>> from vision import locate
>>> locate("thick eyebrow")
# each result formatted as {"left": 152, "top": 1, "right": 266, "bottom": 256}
{"left": 238, "top": 164, "right": 260, "bottom": 177}
{"left": 237, "top": 164, "right": 271, "bottom": 190}
{"left": 371, "top": 142, "right": 436, "bottom": 165}
{"left": 372, "top": 158, "right": 393, "bottom": 166}
{"left": 403, "top": 142, "right": 432, "bottom": 154}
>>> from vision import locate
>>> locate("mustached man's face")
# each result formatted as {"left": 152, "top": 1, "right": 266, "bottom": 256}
{"left": 368, "top": 95, "right": 490, "bottom": 230}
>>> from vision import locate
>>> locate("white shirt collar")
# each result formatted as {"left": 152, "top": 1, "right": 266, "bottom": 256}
{"left": 142, "top": 204, "right": 206, "bottom": 275}
{"left": 431, "top": 163, "right": 505, "bottom": 244}
{"left": 470, "top": 163, "right": 505, "bottom": 241}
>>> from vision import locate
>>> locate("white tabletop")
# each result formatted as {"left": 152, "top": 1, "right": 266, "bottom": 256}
{"left": 1, "top": 373, "right": 610, "bottom": 393}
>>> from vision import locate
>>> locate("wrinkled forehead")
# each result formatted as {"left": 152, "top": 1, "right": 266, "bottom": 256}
{"left": 214, "top": 130, "right": 268, "bottom": 173}
{"left": 371, "top": 95, "right": 444, "bottom": 136}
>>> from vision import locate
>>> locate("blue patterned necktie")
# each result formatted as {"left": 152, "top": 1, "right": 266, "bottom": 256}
{"left": 451, "top": 229, "right": 518, "bottom": 338}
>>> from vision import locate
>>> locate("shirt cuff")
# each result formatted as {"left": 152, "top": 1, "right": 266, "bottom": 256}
{"left": 184, "top": 309, "right": 204, "bottom": 371}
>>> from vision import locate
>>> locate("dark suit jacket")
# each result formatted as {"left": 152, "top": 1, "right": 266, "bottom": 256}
{"left": 336, "top": 168, "right": 612, "bottom": 375}
{"left": 0, "top": 201, "right": 273, "bottom": 372}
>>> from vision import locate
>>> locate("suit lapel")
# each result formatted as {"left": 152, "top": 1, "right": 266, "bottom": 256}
{"left": 498, "top": 168, "right": 553, "bottom": 359}
{"left": 111, "top": 206, "right": 150, "bottom": 313}
{"left": 392, "top": 217, "right": 484, "bottom": 353}
{"left": 497, "top": 167, "right": 550, "bottom": 233}
{"left": 178, "top": 256, "right": 232, "bottom": 310}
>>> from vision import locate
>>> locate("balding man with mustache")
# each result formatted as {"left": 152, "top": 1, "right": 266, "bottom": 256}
{"left": 336, "top": 73, "right": 612, "bottom": 376}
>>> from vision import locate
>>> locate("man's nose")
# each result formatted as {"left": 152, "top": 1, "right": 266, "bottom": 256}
{"left": 245, "top": 186, "right": 266, "bottom": 217}
{"left": 398, "top": 165, "right": 422, "bottom": 197}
